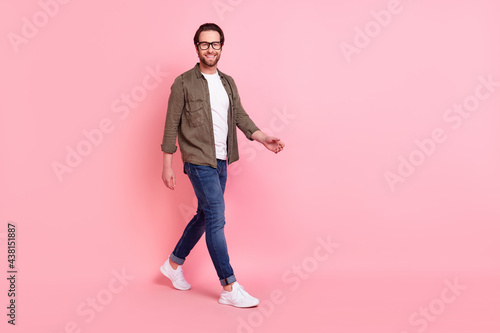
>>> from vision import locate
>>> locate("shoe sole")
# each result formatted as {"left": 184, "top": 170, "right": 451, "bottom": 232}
{"left": 160, "top": 265, "right": 191, "bottom": 291}
{"left": 218, "top": 298, "right": 259, "bottom": 308}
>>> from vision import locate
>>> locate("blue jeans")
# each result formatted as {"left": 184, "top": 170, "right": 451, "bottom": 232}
{"left": 170, "top": 160, "right": 236, "bottom": 286}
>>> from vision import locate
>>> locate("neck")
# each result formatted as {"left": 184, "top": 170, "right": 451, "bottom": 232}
{"left": 199, "top": 62, "right": 217, "bottom": 75}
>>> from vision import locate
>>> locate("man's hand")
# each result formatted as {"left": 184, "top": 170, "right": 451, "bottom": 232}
{"left": 251, "top": 130, "right": 285, "bottom": 154}
{"left": 263, "top": 136, "right": 285, "bottom": 154}
{"left": 162, "top": 167, "right": 176, "bottom": 190}
{"left": 162, "top": 153, "right": 176, "bottom": 190}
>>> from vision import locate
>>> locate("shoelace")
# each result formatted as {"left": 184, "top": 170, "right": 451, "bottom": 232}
{"left": 234, "top": 285, "right": 250, "bottom": 298}
{"left": 173, "top": 266, "right": 184, "bottom": 278}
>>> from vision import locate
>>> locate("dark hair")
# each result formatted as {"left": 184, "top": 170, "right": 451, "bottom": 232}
{"left": 193, "top": 23, "right": 225, "bottom": 46}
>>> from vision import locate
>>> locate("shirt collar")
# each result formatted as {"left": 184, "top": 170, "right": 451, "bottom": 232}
{"left": 194, "top": 63, "right": 226, "bottom": 79}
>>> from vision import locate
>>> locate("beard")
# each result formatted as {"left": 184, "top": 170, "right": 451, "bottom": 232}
{"left": 198, "top": 52, "right": 220, "bottom": 67}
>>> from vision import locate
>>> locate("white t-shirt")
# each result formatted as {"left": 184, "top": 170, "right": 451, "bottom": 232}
{"left": 202, "top": 71, "right": 229, "bottom": 160}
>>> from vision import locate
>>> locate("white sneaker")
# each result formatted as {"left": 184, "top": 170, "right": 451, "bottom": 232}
{"left": 160, "top": 260, "right": 191, "bottom": 291}
{"left": 219, "top": 282, "right": 259, "bottom": 308}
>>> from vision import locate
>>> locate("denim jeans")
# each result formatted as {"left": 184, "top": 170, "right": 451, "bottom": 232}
{"left": 170, "top": 160, "right": 236, "bottom": 286}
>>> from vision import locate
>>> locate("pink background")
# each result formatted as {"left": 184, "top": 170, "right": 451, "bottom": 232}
{"left": 1, "top": 0, "right": 499, "bottom": 332}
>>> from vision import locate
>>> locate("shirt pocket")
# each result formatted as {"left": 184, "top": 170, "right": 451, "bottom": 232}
{"left": 185, "top": 100, "right": 204, "bottom": 127}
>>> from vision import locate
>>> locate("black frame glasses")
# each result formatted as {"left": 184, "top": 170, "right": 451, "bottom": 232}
{"left": 197, "top": 41, "right": 222, "bottom": 50}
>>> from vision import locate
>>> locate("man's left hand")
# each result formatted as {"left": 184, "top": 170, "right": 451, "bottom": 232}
{"left": 263, "top": 136, "right": 285, "bottom": 154}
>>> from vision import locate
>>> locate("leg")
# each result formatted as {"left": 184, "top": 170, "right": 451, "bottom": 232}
{"left": 170, "top": 203, "right": 206, "bottom": 265}
{"left": 185, "top": 160, "right": 236, "bottom": 286}
{"left": 161, "top": 169, "right": 207, "bottom": 290}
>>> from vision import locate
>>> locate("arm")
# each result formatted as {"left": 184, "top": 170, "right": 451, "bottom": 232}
{"left": 251, "top": 130, "right": 285, "bottom": 154}
{"left": 228, "top": 75, "right": 285, "bottom": 154}
{"left": 161, "top": 77, "right": 184, "bottom": 154}
{"left": 229, "top": 76, "right": 260, "bottom": 140}
{"left": 162, "top": 152, "right": 176, "bottom": 190}
{"left": 161, "top": 77, "right": 184, "bottom": 190}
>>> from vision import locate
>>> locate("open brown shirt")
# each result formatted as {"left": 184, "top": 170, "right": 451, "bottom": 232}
{"left": 161, "top": 63, "right": 259, "bottom": 169}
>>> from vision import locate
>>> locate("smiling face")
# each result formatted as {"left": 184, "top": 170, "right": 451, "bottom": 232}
{"left": 196, "top": 30, "right": 222, "bottom": 73}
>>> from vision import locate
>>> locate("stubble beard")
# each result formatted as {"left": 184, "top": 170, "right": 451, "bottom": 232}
{"left": 199, "top": 52, "right": 220, "bottom": 68}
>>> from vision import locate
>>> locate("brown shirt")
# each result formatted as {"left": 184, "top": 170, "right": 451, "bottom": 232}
{"left": 161, "top": 63, "right": 259, "bottom": 169}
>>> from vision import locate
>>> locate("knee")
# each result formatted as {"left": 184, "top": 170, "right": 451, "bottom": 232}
{"left": 191, "top": 211, "right": 206, "bottom": 228}
{"left": 207, "top": 215, "right": 226, "bottom": 232}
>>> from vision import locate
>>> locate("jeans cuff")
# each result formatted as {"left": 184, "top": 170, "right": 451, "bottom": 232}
{"left": 220, "top": 275, "right": 236, "bottom": 286}
{"left": 170, "top": 253, "right": 185, "bottom": 265}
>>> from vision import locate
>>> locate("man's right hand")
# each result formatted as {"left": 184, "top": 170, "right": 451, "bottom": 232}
{"left": 162, "top": 167, "right": 176, "bottom": 190}
{"left": 162, "top": 153, "right": 176, "bottom": 190}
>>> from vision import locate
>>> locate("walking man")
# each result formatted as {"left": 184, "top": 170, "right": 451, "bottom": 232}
{"left": 160, "top": 23, "right": 285, "bottom": 307}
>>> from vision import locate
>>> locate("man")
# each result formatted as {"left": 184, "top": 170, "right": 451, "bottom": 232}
{"left": 160, "top": 23, "right": 285, "bottom": 308}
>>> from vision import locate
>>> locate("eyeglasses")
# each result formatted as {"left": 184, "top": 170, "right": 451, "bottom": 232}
{"left": 197, "top": 41, "right": 222, "bottom": 50}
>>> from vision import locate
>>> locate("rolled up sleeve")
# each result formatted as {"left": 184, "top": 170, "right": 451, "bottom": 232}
{"left": 161, "top": 76, "right": 185, "bottom": 153}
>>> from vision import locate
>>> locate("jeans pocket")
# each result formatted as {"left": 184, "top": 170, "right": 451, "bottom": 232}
{"left": 185, "top": 162, "right": 200, "bottom": 178}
